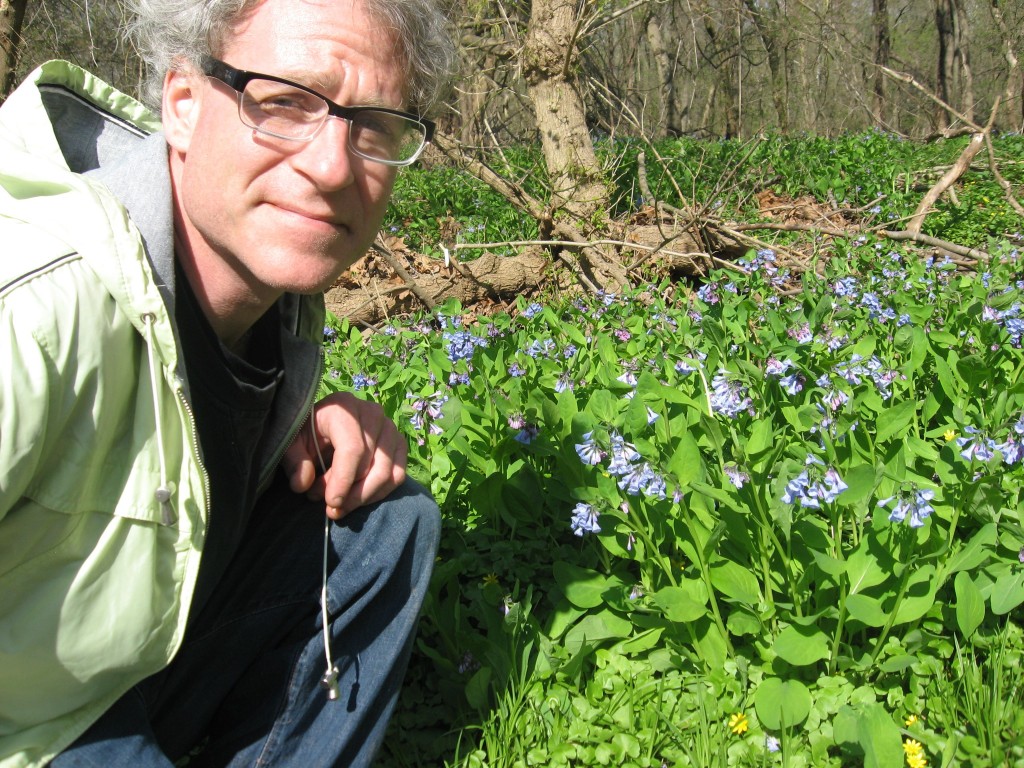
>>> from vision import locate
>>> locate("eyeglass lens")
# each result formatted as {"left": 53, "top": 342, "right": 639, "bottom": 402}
{"left": 239, "top": 78, "right": 426, "bottom": 163}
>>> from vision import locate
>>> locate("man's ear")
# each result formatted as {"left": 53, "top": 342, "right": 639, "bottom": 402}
{"left": 162, "top": 67, "right": 201, "bottom": 152}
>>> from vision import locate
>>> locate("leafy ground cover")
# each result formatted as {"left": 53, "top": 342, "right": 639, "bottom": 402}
{"left": 325, "top": 132, "right": 1024, "bottom": 767}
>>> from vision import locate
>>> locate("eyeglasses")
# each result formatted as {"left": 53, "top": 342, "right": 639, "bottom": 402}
{"left": 201, "top": 57, "right": 434, "bottom": 167}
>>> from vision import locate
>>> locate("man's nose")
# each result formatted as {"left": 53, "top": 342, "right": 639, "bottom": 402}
{"left": 291, "top": 116, "right": 355, "bottom": 190}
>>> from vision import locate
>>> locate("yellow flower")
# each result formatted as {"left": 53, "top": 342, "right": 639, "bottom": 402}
{"left": 728, "top": 712, "right": 749, "bottom": 735}
{"left": 482, "top": 573, "right": 499, "bottom": 587}
{"left": 905, "top": 713, "right": 919, "bottom": 727}
{"left": 943, "top": 429, "right": 957, "bottom": 442}
{"left": 903, "top": 738, "right": 928, "bottom": 768}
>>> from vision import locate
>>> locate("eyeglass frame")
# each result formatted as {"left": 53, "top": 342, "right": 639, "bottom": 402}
{"left": 200, "top": 56, "right": 435, "bottom": 167}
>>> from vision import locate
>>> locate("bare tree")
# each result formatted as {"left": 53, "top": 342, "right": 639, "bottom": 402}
{"left": 0, "top": 0, "right": 28, "bottom": 99}
{"left": 872, "top": 0, "right": 890, "bottom": 126}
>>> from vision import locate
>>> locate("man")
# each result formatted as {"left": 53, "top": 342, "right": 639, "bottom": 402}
{"left": 0, "top": 0, "right": 455, "bottom": 764}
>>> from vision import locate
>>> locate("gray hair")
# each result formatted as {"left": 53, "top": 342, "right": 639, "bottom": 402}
{"left": 127, "top": 0, "right": 456, "bottom": 114}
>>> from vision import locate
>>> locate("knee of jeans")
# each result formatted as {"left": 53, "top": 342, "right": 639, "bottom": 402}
{"left": 388, "top": 476, "right": 441, "bottom": 553}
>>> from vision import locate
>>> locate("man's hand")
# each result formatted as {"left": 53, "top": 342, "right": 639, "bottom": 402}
{"left": 281, "top": 392, "right": 408, "bottom": 519}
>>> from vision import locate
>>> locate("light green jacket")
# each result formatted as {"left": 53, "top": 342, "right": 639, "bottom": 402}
{"left": 0, "top": 62, "right": 323, "bottom": 767}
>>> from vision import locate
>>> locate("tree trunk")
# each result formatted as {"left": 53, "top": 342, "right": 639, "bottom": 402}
{"left": 645, "top": 9, "right": 677, "bottom": 138}
{"left": 0, "top": 0, "right": 28, "bottom": 99}
{"left": 522, "top": 0, "right": 608, "bottom": 224}
{"left": 521, "top": 0, "right": 629, "bottom": 290}
{"left": 953, "top": 0, "right": 973, "bottom": 125}
{"left": 990, "top": 0, "right": 1023, "bottom": 131}
{"left": 872, "top": 0, "right": 890, "bottom": 126}
{"left": 742, "top": 0, "right": 788, "bottom": 132}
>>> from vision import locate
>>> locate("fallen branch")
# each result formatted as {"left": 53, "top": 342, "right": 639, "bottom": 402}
{"left": 906, "top": 132, "right": 986, "bottom": 235}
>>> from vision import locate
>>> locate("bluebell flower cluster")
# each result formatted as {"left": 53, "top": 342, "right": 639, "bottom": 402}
{"left": 443, "top": 328, "right": 488, "bottom": 363}
{"left": 570, "top": 502, "right": 601, "bottom": 536}
{"left": 724, "top": 463, "right": 750, "bottom": 489}
{"left": 525, "top": 338, "right": 557, "bottom": 358}
{"left": 956, "top": 416, "right": 1024, "bottom": 465}
{"left": 860, "top": 291, "right": 898, "bottom": 322}
{"left": 322, "top": 324, "right": 338, "bottom": 343}
{"left": 522, "top": 302, "right": 544, "bottom": 319}
{"left": 696, "top": 283, "right": 720, "bottom": 305}
{"left": 787, "top": 323, "right": 813, "bottom": 344}
{"left": 351, "top": 372, "right": 377, "bottom": 390}
{"left": 781, "top": 455, "right": 848, "bottom": 508}
{"left": 574, "top": 430, "right": 668, "bottom": 499}
{"left": 982, "top": 302, "right": 1024, "bottom": 346}
{"left": 877, "top": 487, "right": 935, "bottom": 528}
{"left": 736, "top": 248, "right": 790, "bottom": 287}
{"left": 765, "top": 358, "right": 804, "bottom": 395}
{"left": 834, "top": 354, "right": 899, "bottom": 399}
{"left": 407, "top": 391, "right": 448, "bottom": 440}
{"left": 709, "top": 371, "right": 754, "bottom": 418}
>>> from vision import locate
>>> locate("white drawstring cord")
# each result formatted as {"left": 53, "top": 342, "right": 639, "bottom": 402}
{"left": 311, "top": 411, "right": 340, "bottom": 701}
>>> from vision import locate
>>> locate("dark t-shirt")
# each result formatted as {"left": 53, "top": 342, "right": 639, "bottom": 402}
{"left": 174, "top": 262, "right": 284, "bottom": 622}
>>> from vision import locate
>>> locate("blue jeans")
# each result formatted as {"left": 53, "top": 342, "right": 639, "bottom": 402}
{"left": 51, "top": 477, "right": 440, "bottom": 768}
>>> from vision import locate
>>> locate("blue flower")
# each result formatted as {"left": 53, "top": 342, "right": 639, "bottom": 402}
{"left": 724, "top": 464, "right": 749, "bottom": 489}
{"left": 878, "top": 487, "right": 935, "bottom": 528}
{"left": 570, "top": 503, "right": 601, "bottom": 536}
{"left": 782, "top": 456, "right": 847, "bottom": 507}
{"left": 574, "top": 432, "right": 605, "bottom": 465}
{"left": 514, "top": 423, "right": 540, "bottom": 444}
{"left": 352, "top": 373, "right": 376, "bottom": 390}
{"left": 508, "top": 362, "right": 526, "bottom": 377}
{"left": 696, "top": 283, "right": 719, "bottom": 305}
{"left": 443, "top": 329, "right": 487, "bottom": 363}
{"left": 522, "top": 302, "right": 544, "bottom": 318}
{"left": 709, "top": 371, "right": 753, "bottom": 418}
{"left": 780, "top": 373, "right": 804, "bottom": 395}
{"left": 956, "top": 426, "right": 996, "bottom": 462}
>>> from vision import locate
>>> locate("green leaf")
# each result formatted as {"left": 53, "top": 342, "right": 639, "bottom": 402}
{"left": 991, "top": 572, "right": 1024, "bottom": 615}
{"left": 564, "top": 611, "right": 633, "bottom": 654}
{"left": 846, "top": 540, "right": 890, "bottom": 595}
{"left": 773, "top": 623, "right": 831, "bottom": 666}
{"left": 651, "top": 582, "right": 709, "bottom": 623}
{"left": 933, "top": 353, "right": 961, "bottom": 402}
{"left": 668, "top": 431, "right": 702, "bottom": 488}
{"left": 838, "top": 464, "right": 877, "bottom": 509}
{"left": 464, "top": 666, "right": 492, "bottom": 711}
{"left": 753, "top": 678, "right": 812, "bottom": 729}
{"left": 857, "top": 702, "right": 904, "bottom": 768}
{"left": 709, "top": 560, "right": 762, "bottom": 605}
{"left": 845, "top": 594, "right": 889, "bottom": 627}
{"left": 944, "top": 523, "right": 997, "bottom": 576}
{"left": 954, "top": 571, "right": 986, "bottom": 638}
{"left": 553, "top": 562, "right": 610, "bottom": 609}
{"left": 876, "top": 400, "right": 916, "bottom": 444}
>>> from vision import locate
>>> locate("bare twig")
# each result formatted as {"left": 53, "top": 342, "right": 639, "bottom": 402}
{"left": 370, "top": 241, "right": 436, "bottom": 311}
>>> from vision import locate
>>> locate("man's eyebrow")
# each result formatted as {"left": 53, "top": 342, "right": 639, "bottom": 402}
{"left": 274, "top": 69, "right": 395, "bottom": 108}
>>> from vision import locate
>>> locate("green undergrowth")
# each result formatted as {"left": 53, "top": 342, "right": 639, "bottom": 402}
{"left": 384, "top": 130, "right": 1024, "bottom": 258}
{"left": 329, "top": 132, "right": 1024, "bottom": 767}
{"left": 322, "top": 234, "right": 1024, "bottom": 767}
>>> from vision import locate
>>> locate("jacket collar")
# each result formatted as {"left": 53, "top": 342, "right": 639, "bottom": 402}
{"left": 86, "top": 131, "right": 177, "bottom": 319}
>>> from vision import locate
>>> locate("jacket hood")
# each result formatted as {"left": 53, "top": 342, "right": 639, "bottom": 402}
{"left": 0, "top": 61, "right": 178, "bottom": 365}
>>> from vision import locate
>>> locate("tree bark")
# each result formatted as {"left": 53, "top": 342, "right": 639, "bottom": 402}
{"left": 872, "top": 0, "right": 890, "bottom": 126}
{"left": 934, "top": 0, "right": 971, "bottom": 130}
{"left": 645, "top": 8, "right": 677, "bottom": 138}
{"left": 522, "top": 0, "right": 607, "bottom": 223}
{"left": 0, "top": 0, "right": 28, "bottom": 99}
{"left": 742, "top": 0, "right": 788, "bottom": 132}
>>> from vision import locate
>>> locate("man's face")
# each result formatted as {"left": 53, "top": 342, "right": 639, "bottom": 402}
{"left": 165, "top": 0, "right": 405, "bottom": 300}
